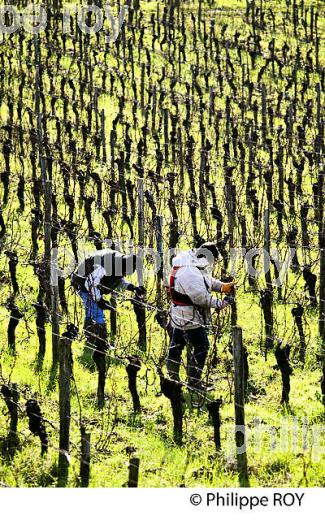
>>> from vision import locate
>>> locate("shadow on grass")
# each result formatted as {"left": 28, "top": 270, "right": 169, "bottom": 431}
{"left": 78, "top": 346, "right": 96, "bottom": 372}
{"left": 46, "top": 363, "right": 58, "bottom": 393}
{"left": 37, "top": 462, "right": 58, "bottom": 487}
{"left": 127, "top": 411, "right": 143, "bottom": 428}
{"left": 281, "top": 401, "right": 294, "bottom": 415}
{"left": 32, "top": 352, "right": 45, "bottom": 374}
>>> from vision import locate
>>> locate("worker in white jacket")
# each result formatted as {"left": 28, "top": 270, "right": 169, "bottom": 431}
{"left": 167, "top": 242, "right": 235, "bottom": 390}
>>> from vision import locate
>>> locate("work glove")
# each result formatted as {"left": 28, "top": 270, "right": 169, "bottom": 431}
{"left": 97, "top": 298, "right": 114, "bottom": 311}
{"left": 128, "top": 284, "right": 145, "bottom": 297}
{"left": 221, "top": 280, "right": 237, "bottom": 294}
{"left": 224, "top": 294, "right": 235, "bottom": 305}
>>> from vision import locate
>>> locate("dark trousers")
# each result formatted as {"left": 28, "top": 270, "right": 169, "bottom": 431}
{"left": 84, "top": 319, "right": 108, "bottom": 366}
{"left": 168, "top": 326, "right": 210, "bottom": 373}
{"left": 84, "top": 319, "right": 108, "bottom": 407}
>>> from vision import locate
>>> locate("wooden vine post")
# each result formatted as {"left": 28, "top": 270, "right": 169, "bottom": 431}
{"left": 128, "top": 457, "right": 140, "bottom": 487}
{"left": 316, "top": 80, "right": 325, "bottom": 402}
{"left": 155, "top": 215, "right": 164, "bottom": 308}
{"left": 80, "top": 426, "right": 91, "bottom": 487}
{"left": 137, "top": 177, "right": 144, "bottom": 285}
{"left": 262, "top": 207, "right": 274, "bottom": 358}
{"left": 207, "top": 399, "right": 222, "bottom": 451}
{"left": 232, "top": 327, "right": 249, "bottom": 486}
{"left": 33, "top": 301, "right": 47, "bottom": 365}
{"left": 58, "top": 335, "right": 72, "bottom": 487}
{"left": 225, "top": 168, "right": 237, "bottom": 325}
{"left": 1, "top": 383, "right": 19, "bottom": 454}
{"left": 51, "top": 269, "right": 60, "bottom": 367}
{"left": 101, "top": 109, "right": 107, "bottom": 163}
{"left": 34, "top": 34, "right": 59, "bottom": 366}
{"left": 135, "top": 177, "right": 147, "bottom": 351}
{"left": 318, "top": 119, "right": 325, "bottom": 401}
{"left": 8, "top": 383, "right": 19, "bottom": 453}
{"left": 34, "top": 35, "right": 50, "bottom": 303}
{"left": 318, "top": 118, "right": 325, "bottom": 343}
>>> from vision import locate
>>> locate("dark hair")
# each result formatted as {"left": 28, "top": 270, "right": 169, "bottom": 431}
{"left": 121, "top": 254, "right": 137, "bottom": 275}
{"left": 196, "top": 242, "right": 220, "bottom": 260}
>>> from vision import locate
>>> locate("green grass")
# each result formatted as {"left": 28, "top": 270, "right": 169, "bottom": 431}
{"left": 0, "top": 275, "right": 324, "bottom": 487}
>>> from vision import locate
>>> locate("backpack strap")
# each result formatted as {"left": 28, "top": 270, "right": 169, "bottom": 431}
{"left": 168, "top": 266, "right": 193, "bottom": 306}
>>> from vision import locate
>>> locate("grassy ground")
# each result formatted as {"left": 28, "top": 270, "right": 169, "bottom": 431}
{"left": 0, "top": 270, "right": 324, "bottom": 487}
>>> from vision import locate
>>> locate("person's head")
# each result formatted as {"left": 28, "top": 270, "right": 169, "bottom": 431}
{"left": 195, "top": 242, "right": 220, "bottom": 270}
{"left": 121, "top": 254, "right": 137, "bottom": 276}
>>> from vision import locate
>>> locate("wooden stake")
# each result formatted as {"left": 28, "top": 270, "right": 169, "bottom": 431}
{"left": 101, "top": 109, "right": 107, "bottom": 163}
{"left": 152, "top": 85, "right": 157, "bottom": 132}
{"left": 137, "top": 177, "right": 145, "bottom": 288}
{"left": 58, "top": 336, "right": 72, "bottom": 487}
{"left": 207, "top": 399, "right": 222, "bottom": 451}
{"left": 155, "top": 216, "right": 164, "bottom": 307}
{"left": 164, "top": 108, "right": 169, "bottom": 162}
{"left": 35, "top": 35, "right": 59, "bottom": 366}
{"left": 232, "top": 327, "right": 249, "bottom": 486}
{"left": 51, "top": 278, "right": 60, "bottom": 367}
{"left": 9, "top": 383, "right": 19, "bottom": 453}
{"left": 261, "top": 84, "right": 267, "bottom": 142}
{"left": 34, "top": 301, "right": 47, "bottom": 365}
{"left": 80, "top": 426, "right": 91, "bottom": 487}
{"left": 319, "top": 165, "right": 325, "bottom": 343}
{"left": 137, "top": 177, "right": 145, "bottom": 246}
{"left": 128, "top": 457, "right": 140, "bottom": 487}
{"left": 264, "top": 208, "right": 272, "bottom": 289}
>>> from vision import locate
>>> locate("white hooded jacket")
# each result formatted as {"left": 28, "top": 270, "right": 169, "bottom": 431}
{"left": 80, "top": 249, "right": 131, "bottom": 301}
{"left": 169, "top": 250, "right": 228, "bottom": 330}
